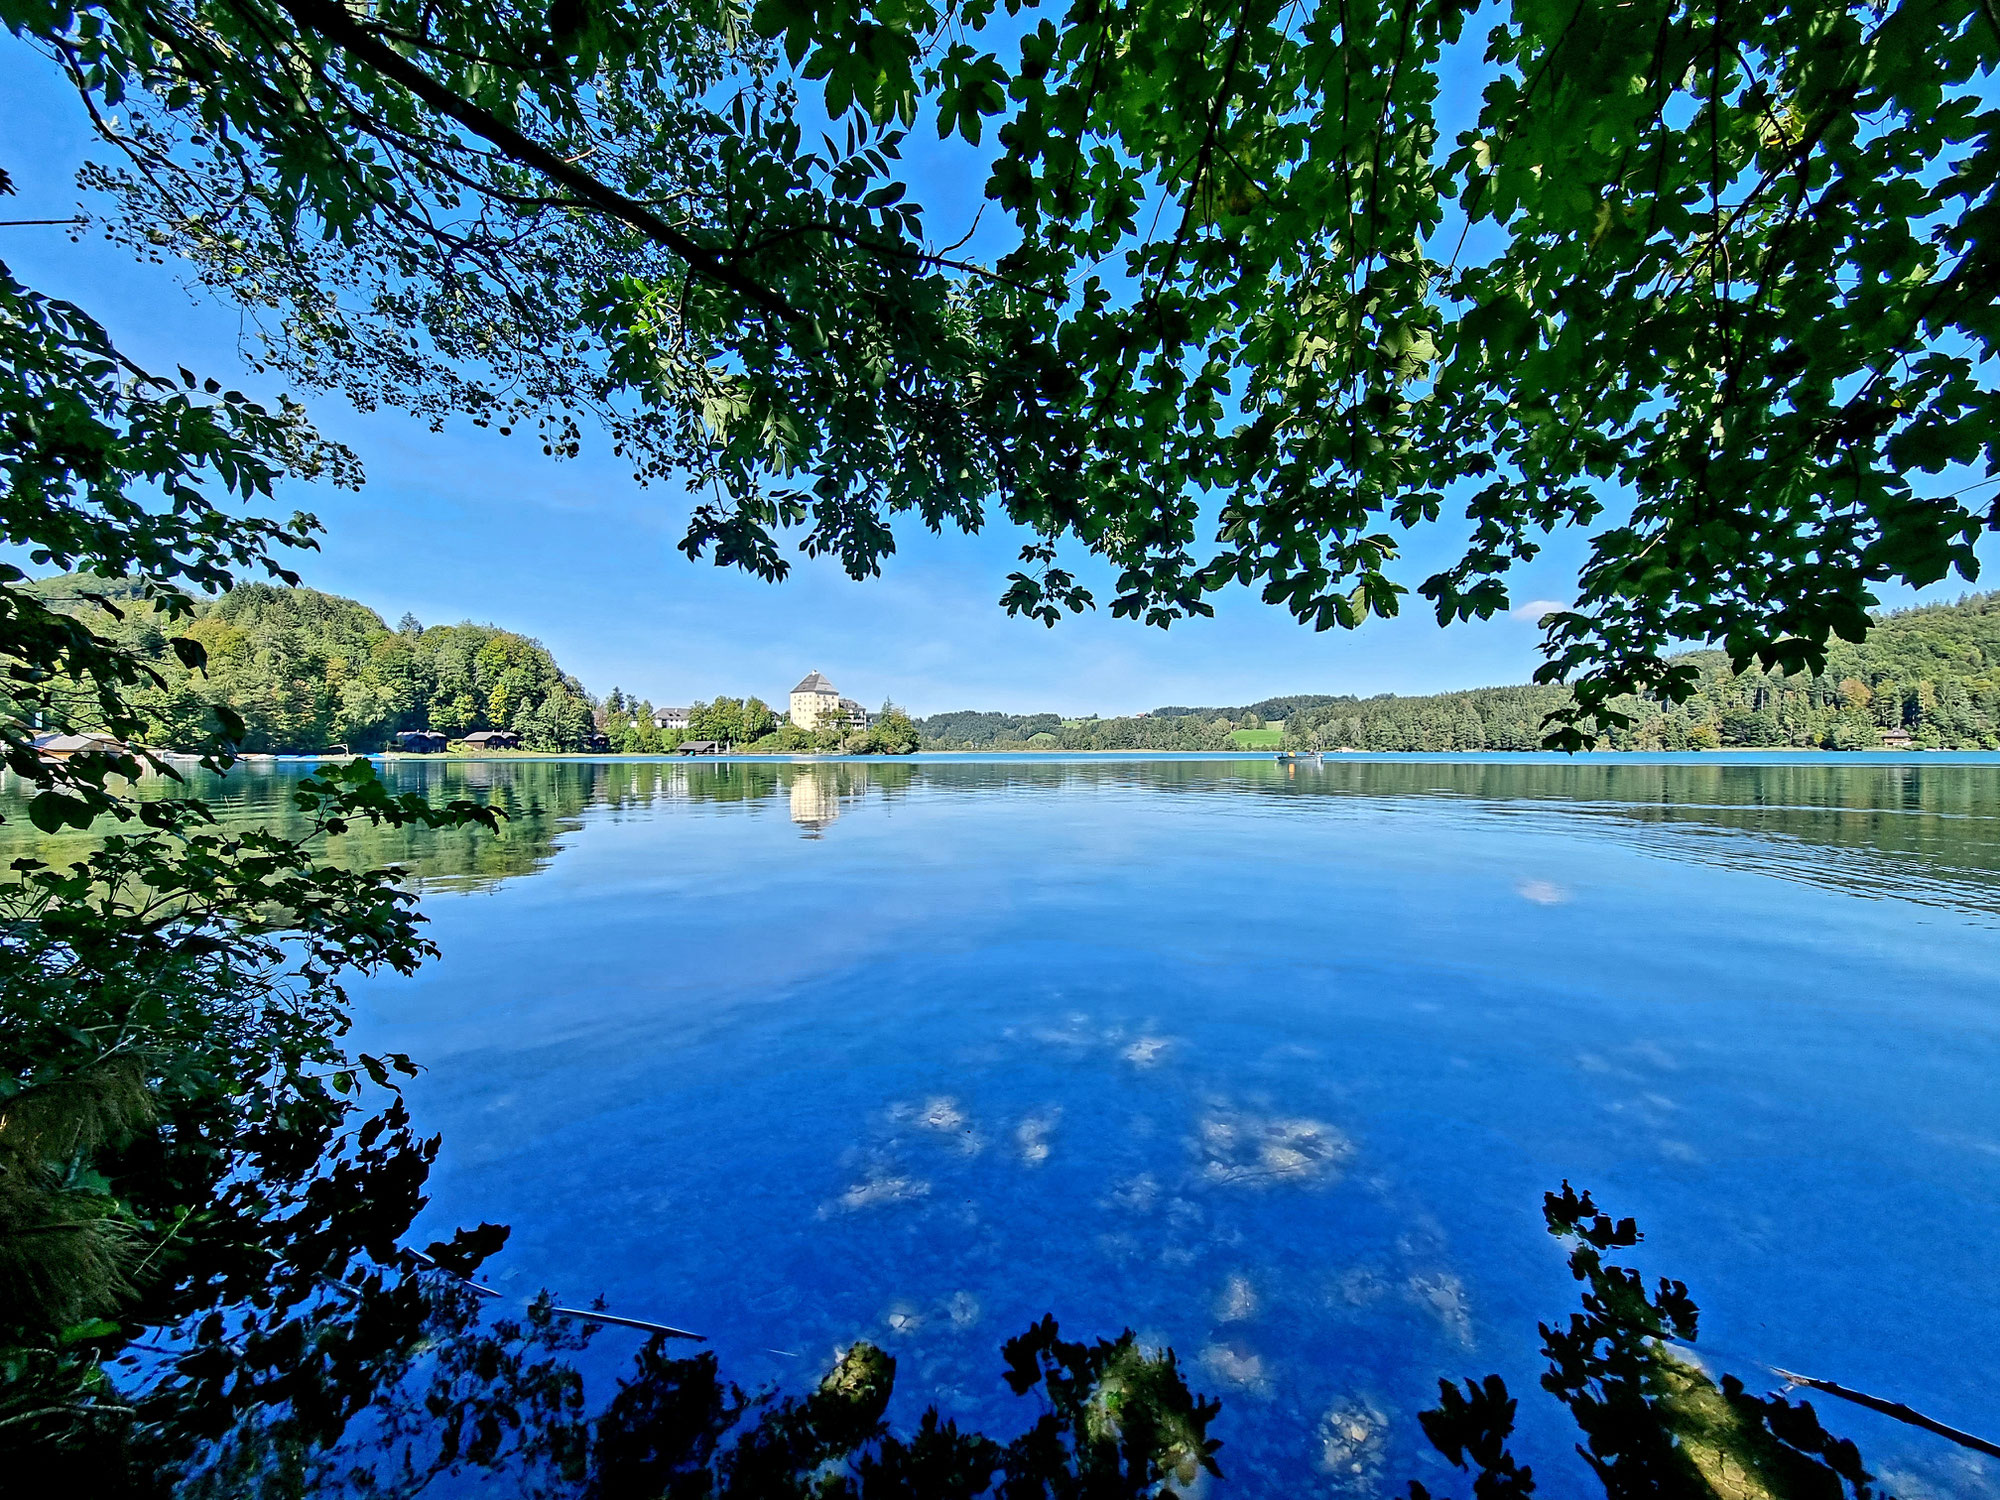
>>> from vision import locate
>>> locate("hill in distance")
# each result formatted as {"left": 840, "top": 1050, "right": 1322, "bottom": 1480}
{"left": 917, "top": 595, "right": 2000, "bottom": 752}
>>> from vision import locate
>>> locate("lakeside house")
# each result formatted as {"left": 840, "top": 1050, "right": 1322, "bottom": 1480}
{"left": 1880, "top": 727, "right": 1914, "bottom": 749}
{"left": 32, "top": 732, "right": 128, "bottom": 759}
{"left": 654, "top": 706, "right": 691, "bottom": 731}
{"left": 789, "top": 671, "right": 868, "bottom": 733}
{"left": 676, "top": 739, "right": 725, "bottom": 755}
{"left": 463, "top": 730, "right": 522, "bottom": 750}
{"left": 391, "top": 730, "right": 448, "bottom": 753}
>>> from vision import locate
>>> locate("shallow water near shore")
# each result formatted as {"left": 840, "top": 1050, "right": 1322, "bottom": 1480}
{"left": 27, "top": 753, "right": 2000, "bottom": 1494}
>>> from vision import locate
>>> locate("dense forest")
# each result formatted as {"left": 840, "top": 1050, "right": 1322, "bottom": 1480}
{"left": 1153, "top": 695, "right": 1352, "bottom": 723}
{"left": 915, "top": 709, "right": 1238, "bottom": 751}
{"left": 1281, "top": 596, "right": 2000, "bottom": 753}
{"left": 918, "top": 597, "right": 2000, "bottom": 753}
{"left": 27, "top": 578, "right": 597, "bottom": 753}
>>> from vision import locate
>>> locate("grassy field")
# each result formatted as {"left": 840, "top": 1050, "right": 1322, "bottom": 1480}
{"left": 1230, "top": 728, "right": 1285, "bottom": 749}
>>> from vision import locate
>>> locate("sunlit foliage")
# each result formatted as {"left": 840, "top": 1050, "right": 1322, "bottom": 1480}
{"left": 25, "top": 577, "right": 599, "bottom": 751}
{"left": 8, "top": 0, "right": 1996, "bottom": 739}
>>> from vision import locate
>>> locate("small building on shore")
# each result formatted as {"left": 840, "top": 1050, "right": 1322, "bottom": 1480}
{"left": 676, "top": 739, "right": 726, "bottom": 755}
{"left": 32, "top": 732, "right": 128, "bottom": 760}
{"left": 463, "top": 730, "right": 522, "bottom": 751}
{"left": 1879, "top": 727, "right": 1914, "bottom": 749}
{"left": 391, "top": 730, "right": 448, "bottom": 753}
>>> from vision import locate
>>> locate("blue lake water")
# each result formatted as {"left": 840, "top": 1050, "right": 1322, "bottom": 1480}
{"left": 105, "top": 755, "right": 2000, "bottom": 1492}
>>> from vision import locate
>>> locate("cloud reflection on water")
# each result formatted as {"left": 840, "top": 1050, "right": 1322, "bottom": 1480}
{"left": 1318, "top": 1393, "right": 1392, "bottom": 1493}
{"left": 295, "top": 753, "right": 2000, "bottom": 1497}
{"left": 822, "top": 1169, "right": 931, "bottom": 1216}
{"left": 1015, "top": 1108, "right": 1061, "bottom": 1165}
{"left": 1192, "top": 1108, "right": 1354, "bottom": 1188}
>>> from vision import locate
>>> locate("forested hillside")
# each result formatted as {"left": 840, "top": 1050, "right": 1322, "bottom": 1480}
{"left": 922, "top": 597, "right": 2000, "bottom": 753}
{"left": 1281, "top": 596, "right": 2000, "bottom": 752}
{"left": 29, "top": 578, "right": 596, "bottom": 753}
{"left": 915, "top": 709, "right": 1236, "bottom": 751}
{"left": 1153, "top": 695, "right": 1350, "bottom": 722}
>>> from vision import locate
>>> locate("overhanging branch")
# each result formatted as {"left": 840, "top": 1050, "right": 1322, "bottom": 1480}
{"left": 267, "top": 0, "right": 812, "bottom": 326}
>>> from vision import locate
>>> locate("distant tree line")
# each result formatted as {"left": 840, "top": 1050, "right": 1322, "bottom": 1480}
{"left": 49, "top": 579, "right": 1998, "bottom": 759}
{"left": 600, "top": 690, "right": 919, "bottom": 756}
{"left": 1152, "top": 694, "right": 1351, "bottom": 723}
{"left": 924, "top": 596, "right": 2000, "bottom": 755}
{"left": 1284, "top": 596, "right": 2000, "bottom": 753}
{"left": 597, "top": 689, "right": 781, "bottom": 754}
{"left": 916, "top": 710, "right": 1236, "bottom": 752}
{"left": 759, "top": 700, "right": 920, "bottom": 756}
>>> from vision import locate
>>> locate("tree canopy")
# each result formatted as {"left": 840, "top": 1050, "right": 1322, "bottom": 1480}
{"left": 8, "top": 0, "right": 1997, "bottom": 741}
{"left": 0, "top": 0, "right": 1986, "bottom": 1484}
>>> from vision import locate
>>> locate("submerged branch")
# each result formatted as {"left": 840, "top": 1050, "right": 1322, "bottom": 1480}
{"left": 407, "top": 1248, "right": 705, "bottom": 1340}
{"left": 1771, "top": 1368, "right": 2000, "bottom": 1461}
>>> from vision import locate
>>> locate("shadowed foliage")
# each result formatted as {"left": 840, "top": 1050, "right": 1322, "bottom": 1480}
{"left": 1411, "top": 1185, "right": 1892, "bottom": 1500}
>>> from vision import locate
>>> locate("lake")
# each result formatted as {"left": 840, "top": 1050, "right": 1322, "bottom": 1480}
{"left": 54, "top": 753, "right": 2000, "bottom": 1494}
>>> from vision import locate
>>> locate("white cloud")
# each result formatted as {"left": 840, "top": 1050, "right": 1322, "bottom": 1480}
{"left": 1512, "top": 599, "right": 1570, "bottom": 625}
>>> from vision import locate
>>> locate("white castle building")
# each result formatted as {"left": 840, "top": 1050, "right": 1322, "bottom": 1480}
{"left": 789, "top": 671, "right": 867, "bottom": 732}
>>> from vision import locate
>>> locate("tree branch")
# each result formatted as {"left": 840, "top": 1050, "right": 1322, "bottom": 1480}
{"left": 1771, "top": 1367, "right": 2000, "bottom": 1461}
{"left": 266, "top": 0, "right": 810, "bottom": 326}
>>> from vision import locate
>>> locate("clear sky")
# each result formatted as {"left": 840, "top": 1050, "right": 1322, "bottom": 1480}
{"left": 3, "top": 38, "right": 1987, "bottom": 717}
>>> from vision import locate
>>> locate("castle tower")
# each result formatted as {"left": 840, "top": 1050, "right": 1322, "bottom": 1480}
{"left": 789, "top": 670, "right": 841, "bottom": 731}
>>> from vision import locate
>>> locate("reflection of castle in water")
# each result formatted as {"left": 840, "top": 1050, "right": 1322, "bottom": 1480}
{"left": 782, "top": 764, "right": 893, "bottom": 836}
{"left": 789, "top": 768, "right": 840, "bottom": 835}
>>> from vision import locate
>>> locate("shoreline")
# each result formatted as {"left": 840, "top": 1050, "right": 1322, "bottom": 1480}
{"left": 152, "top": 745, "right": 1997, "bottom": 764}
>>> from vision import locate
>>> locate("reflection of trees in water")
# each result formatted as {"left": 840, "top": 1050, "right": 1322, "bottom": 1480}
{"left": 9, "top": 756, "right": 1996, "bottom": 909}
{"left": 347, "top": 758, "right": 907, "bottom": 862}
{"left": 796, "top": 757, "right": 2000, "bottom": 915}
{"left": 1280, "top": 759, "right": 2000, "bottom": 913}
{"left": 0, "top": 758, "right": 925, "bottom": 888}
{"left": 0, "top": 760, "right": 591, "bottom": 893}
{"left": 0, "top": 759, "right": 762, "bottom": 892}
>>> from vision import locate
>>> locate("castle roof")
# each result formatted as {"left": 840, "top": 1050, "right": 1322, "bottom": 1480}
{"left": 792, "top": 671, "right": 838, "bottom": 695}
